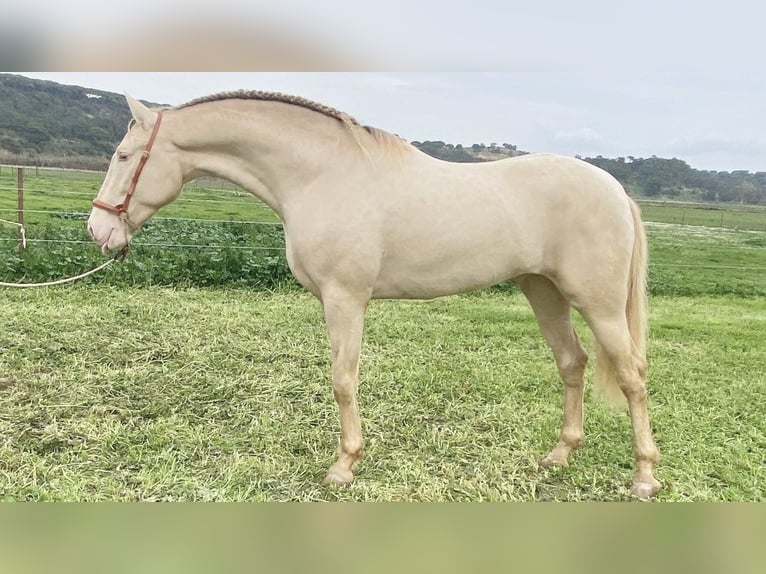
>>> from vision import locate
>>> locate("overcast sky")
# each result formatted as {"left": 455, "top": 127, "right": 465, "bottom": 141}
{"left": 18, "top": 1, "right": 766, "bottom": 173}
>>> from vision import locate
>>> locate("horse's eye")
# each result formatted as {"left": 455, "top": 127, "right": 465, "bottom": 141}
{"left": 118, "top": 152, "right": 129, "bottom": 162}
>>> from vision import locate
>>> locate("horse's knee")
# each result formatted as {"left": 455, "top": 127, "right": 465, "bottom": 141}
{"left": 332, "top": 376, "right": 357, "bottom": 406}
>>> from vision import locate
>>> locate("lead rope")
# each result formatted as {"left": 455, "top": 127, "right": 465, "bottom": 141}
{"left": 0, "top": 219, "right": 126, "bottom": 288}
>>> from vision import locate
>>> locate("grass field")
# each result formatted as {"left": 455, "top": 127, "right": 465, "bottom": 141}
{"left": 1, "top": 166, "right": 765, "bottom": 501}
{"left": 0, "top": 288, "right": 763, "bottom": 501}
{"left": 0, "top": 167, "right": 279, "bottom": 224}
{"left": 639, "top": 201, "right": 766, "bottom": 231}
{"left": 647, "top": 223, "right": 766, "bottom": 297}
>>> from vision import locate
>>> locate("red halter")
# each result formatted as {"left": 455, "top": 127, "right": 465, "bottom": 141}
{"left": 92, "top": 111, "right": 164, "bottom": 222}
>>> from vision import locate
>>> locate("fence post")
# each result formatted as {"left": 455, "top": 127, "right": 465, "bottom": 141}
{"left": 17, "top": 166, "right": 24, "bottom": 252}
{"left": 720, "top": 212, "right": 724, "bottom": 228}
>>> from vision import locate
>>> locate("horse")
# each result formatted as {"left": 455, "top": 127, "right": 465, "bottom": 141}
{"left": 87, "top": 91, "right": 661, "bottom": 499}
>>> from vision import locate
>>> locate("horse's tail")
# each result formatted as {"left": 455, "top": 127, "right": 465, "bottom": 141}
{"left": 593, "top": 197, "right": 648, "bottom": 407}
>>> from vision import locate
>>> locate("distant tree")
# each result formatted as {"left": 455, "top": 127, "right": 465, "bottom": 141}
{"left": 643, "top": 178, "right": 663, "bottom": 196}
{"left": 735, "top": 181, "right": 760, "bottom": 204}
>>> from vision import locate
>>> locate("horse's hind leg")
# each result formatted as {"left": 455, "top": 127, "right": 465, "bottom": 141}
{"left": 582, "top": 309, "right": 661, "bottom": 499}
{"left": 320, "top": 287, "right": 368, "bottom": 485}
{"left": 518, "top": 275, "right": 588, "bottom": 468}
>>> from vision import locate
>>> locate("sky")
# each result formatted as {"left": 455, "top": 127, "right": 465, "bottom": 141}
{"left": 14, "top": 2, "right": 766, "bottom": 173}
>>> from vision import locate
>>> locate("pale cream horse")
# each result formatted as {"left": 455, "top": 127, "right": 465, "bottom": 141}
{"left": 88, "top": 92, "right": 661, "bottom": 499}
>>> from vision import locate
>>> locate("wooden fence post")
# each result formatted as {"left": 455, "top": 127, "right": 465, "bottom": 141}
{"left": 17, "top": 166, "right": 24, "bottom": 252}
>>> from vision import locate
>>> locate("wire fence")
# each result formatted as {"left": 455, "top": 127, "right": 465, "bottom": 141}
{"left": 1, "top": 164, "right": 765, "bottom": 291}
{"left": 0, "top": 164, "right": 286, "bottom": 250}
{"left": 0, "top": 165, "right": 293, "bottom": 287}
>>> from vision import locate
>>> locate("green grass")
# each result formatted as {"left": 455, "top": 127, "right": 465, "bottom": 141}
{"left": 0, "top": 288, "right": 763, "bottom": 501}
{"left": 638, "top": 200, "right": 766, "bottom": 232}
{"left": 0, "top": 167, "right": 278, "bottom": 224}
{"left": 1, "top": 167, "right": 287, "bottom": 287}
{"left": 646, "top": 223, "right": 766, "bottom": 297}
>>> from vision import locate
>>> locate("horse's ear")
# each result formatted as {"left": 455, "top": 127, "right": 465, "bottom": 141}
{"left": 125, "top": 94, "right": 157, "bottom": 127}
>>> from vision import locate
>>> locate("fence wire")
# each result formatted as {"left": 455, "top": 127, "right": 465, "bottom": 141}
{"left": 0, "top": 165, "right": 288, "bottom": 260}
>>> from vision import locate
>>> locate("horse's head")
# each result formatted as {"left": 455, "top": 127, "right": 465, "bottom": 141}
{"left": 88, "top": 95, "right": 183, "bottom": 254}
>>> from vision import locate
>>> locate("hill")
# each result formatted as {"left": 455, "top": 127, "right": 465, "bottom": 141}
{"left": 1, "top": 73, "right": 765, "bottom": 204}
{"left": 0, "top": 73, "right": 153, "bottom": 169}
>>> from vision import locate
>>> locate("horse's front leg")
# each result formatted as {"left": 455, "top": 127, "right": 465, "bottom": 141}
{"left": 320, "top": 288, "right": 369, "bottom": 485}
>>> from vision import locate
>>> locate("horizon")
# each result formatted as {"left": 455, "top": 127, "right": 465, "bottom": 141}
{"left": 9, "top": 72, "right": 766, "bottom": 175}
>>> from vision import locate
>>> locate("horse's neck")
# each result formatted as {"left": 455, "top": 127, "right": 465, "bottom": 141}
{"left": 173, "top": 103, "right": 347, "bottom": 218}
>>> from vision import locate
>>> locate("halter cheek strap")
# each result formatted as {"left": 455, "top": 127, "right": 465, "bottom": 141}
{"left": 92, "top": 111, "right": 164, "bottom": 220}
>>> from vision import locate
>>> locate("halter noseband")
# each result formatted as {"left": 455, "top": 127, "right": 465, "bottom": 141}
{"left": 92, "top": 111, "right": 164, "bottom": 222}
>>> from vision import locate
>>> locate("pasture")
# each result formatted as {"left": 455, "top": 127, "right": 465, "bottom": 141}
{"left": 0, "top": 287, "right": 763, "bottom": 501}
{"left": 0, "top": 166, "right": 764, "bottom": 501}
{"left": 640, "top": 200, "right": 766, "bottom": 232}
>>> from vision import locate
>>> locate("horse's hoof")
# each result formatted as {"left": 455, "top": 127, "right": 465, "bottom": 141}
{"left": 631, "top": 479, "right": 661, "bottom": 500}
{"left": 538, "top": 455, "right": 569, "bottom": 469}
{"left": 322, "top": 467, "right": 354, "bottom": 486}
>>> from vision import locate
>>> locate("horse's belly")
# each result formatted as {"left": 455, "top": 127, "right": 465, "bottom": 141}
{"left": 370, "top": 204, "right": 543, "bottom": 298}
{"left": 372, "top": 248, "right": 532, "bottom": 299}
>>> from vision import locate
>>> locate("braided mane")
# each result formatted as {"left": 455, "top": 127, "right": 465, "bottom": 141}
{"left": 175, "top": 89, "right": 405, "bottom": 150}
